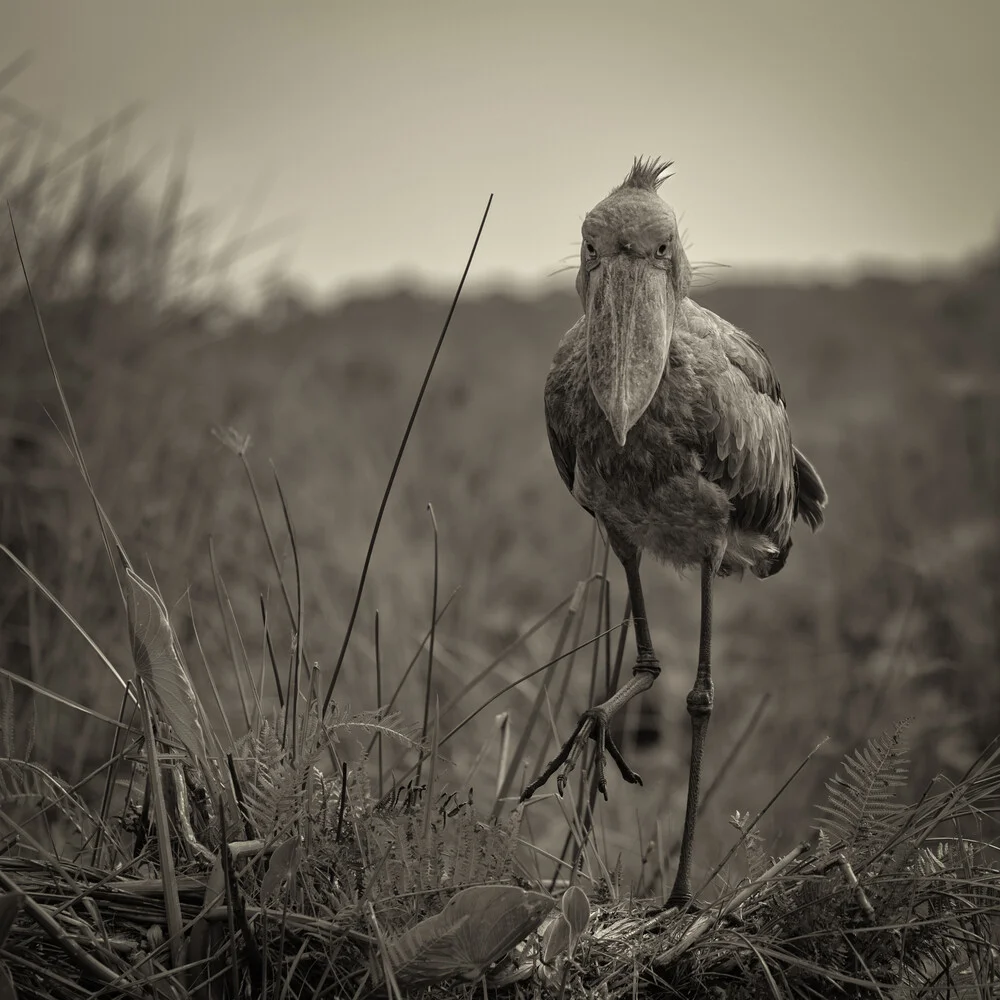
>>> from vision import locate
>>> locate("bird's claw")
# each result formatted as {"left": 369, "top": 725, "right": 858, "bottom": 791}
{"left": 520, "top": 706, "right": 642, "bottom": 802}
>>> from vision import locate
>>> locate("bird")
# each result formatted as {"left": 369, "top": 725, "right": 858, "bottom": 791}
{"left": 520, "top": 157, "right": 827, "bottom": 908}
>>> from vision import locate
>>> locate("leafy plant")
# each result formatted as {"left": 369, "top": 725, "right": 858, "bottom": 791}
{"left": 818, "top": 718, "right": 912, "bottom": 866}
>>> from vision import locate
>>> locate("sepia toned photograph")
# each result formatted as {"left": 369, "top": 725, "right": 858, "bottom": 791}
{"left": 1, "top": 2, "right": 998, "bottom": 996}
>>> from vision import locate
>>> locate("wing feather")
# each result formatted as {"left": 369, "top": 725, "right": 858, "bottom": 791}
{"left": 546, "top": 406, "right": 578, "bottom": 497}
{"left": 543, "top": 333, "right": 596, "bottom": 518}
{"left": 700, "top": 325, "right": 795, "bottom": 539}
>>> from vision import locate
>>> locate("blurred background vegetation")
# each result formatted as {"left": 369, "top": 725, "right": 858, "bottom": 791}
{"left": 2, "top": 111, "right": 998, "bottom": 891}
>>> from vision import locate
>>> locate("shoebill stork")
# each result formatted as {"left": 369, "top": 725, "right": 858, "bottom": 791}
{"left": 521, "top": 157, "right": 827, "bottom": 907}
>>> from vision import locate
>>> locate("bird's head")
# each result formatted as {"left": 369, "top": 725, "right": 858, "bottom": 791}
{"left": 577, "top": 157, "right": 692, "bottom": 447}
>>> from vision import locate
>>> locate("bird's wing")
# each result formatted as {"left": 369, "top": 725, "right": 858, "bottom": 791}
{"left": 699, "top": 323, "right": 796, "bottom": 538}
{"left": 545, "top": 397, "right": 578, "bottom": 496}
{"left": 546, "top": 403, "right": 595, "bottom": 520}
{"left": 543, "top": 321, "right": 595, "bottom": 517}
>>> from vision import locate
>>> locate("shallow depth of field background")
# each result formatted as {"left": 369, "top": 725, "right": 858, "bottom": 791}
{"left": 2, "top": 3, "right": 999, "bottom": 887}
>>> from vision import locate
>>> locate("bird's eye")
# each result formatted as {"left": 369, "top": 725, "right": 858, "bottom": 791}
{"left": 584, "top": 242, "right": 598, "bottom": 259}
{"left": 655, "top": 243, "right": 670, "bottom": 258}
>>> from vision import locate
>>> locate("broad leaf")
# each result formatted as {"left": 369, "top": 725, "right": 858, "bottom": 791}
{"left": 386, "top": 884, "right": 554, "bottom": 985}
{"left": 561, "top": 884, "right": 590, "bottom": 955}
{"left": 561, "top": 884, "right": 590, "bottom": 936}
{"left": 261, "top": 835, "right": 301, "bottom": 900}
{"left": 122, "top": 557, "right": 210, "bottom": 771}
{"left": 541, "top": 913, "right": 571, "bottom": 964}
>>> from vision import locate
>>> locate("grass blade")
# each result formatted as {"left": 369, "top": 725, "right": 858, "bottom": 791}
{"left": 416, "top": 503, "right": 440, "bottom": 789}
{"left": 321, "top": 194, "right": 494, "bottom": 716}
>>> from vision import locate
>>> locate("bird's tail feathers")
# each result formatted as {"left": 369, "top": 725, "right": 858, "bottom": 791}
{"left": 794, "top": 447, "right": 827, "bottom": 531}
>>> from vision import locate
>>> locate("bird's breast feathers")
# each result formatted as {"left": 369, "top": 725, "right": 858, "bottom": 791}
{"left": 544, "top": 301, "right": 799, "bottom": 572}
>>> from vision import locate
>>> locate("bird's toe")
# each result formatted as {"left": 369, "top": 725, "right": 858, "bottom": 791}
{"left": 603, "top": 725, "right": 643, "bottom": 786}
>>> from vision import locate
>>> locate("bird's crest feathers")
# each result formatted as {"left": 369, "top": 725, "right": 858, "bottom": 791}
{"left": 615, "top": 156, "right": 675, "bottom": 195}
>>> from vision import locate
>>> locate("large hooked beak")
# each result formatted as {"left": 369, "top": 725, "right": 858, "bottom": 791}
{"left": 585, "top": 254, "right": 676, "bottom": 447}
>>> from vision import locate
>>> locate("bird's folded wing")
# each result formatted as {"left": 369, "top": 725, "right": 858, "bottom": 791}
{"left": 546, "top": 416, "right": 578, "bottom": 497}
{"left": 699, "top": 328, "right": 795, "bottom": 538}
{"left": 543, "top": 323, "right": 588, "bottom": 497}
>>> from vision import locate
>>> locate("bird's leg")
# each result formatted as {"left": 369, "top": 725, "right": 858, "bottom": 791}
{"left": 666, "top": 555, "right": 716, "bottom": 908}
{"left": 521, "top": 545, "right": 659, "bottom": 802}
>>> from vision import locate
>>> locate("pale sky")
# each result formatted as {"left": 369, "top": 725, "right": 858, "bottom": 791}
{"left": 5, "top": 1, "right": 999, "bottom": 299}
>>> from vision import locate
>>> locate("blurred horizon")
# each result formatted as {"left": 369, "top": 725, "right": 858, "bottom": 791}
{"left": 6, "top": 0, "right": 1000, "bottom": 303}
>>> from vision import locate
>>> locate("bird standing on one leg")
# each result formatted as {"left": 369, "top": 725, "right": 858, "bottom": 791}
{"left": 521, "top": 157, "right": 828, "bottom": 908}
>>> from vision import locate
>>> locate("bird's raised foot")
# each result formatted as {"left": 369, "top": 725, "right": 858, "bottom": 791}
{"left": 520, "top": 706, "right": 643, "bottom": 803}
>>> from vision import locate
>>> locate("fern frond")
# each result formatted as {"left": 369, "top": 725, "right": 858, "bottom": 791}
{"left": 818, "top": 719, "right": 911, "bottom": 863}
{"left": 325, "top": 707, "right": 426, "bottom": 752}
